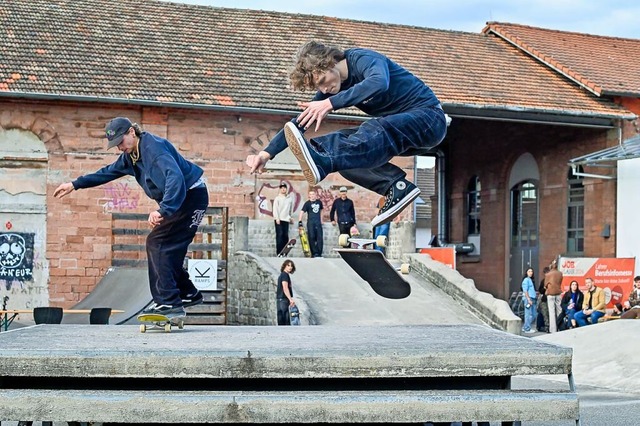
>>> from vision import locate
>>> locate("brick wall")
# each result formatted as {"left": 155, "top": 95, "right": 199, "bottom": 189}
{"left": 442, "top": 118, "right": 619, "bottom": 299}
{"left": 1, "top": 99, "right": 417, "bottom": 308}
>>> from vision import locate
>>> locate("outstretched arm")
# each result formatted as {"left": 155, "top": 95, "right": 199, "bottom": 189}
{"left": 53, "top": 182, "right": 75, "bottom": 198}
{"left": 246, "top": 150, "right": 272, "bottom": 175}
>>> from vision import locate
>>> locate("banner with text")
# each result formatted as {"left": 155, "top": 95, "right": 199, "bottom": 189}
{"left": 559, "top": 257, "right": 635, "bottom": 308}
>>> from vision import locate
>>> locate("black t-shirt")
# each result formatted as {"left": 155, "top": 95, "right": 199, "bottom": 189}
{"left": 302, "top": 200, "right": 323, "bottom": 223}
{"left": 277, "top": 271, "right": 292, "bottom": 300}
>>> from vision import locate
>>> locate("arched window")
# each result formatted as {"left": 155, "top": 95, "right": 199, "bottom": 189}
{"left": 567, "top": 167, "right": 585, "bottom": 254}
{"left": 467, "top": 176, "right": 481, "bottom": 236}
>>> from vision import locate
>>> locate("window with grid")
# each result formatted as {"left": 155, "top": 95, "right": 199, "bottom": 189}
{"left": 567, "top": 167, "right": 584, "bottom": 255}
{"left": 467, "top": 176, "right": 481, "bottom": 236}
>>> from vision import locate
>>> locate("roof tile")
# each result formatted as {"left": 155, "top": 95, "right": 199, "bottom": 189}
{"left": 0, "top": 0, "right": 631, "bottom": 120}
{"left": 485, "top": 22, "right": 640, "bottom": 96}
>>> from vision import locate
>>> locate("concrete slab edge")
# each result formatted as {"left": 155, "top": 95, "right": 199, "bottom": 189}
{"left": 406, "top": 253, "right": 522, "bottom": 334}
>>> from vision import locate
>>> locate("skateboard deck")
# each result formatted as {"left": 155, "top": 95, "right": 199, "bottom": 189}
{"left": 298, "top": 225, "right": 312, "bottom": 257}
{"left": 289, "top": 305, "right": 300, "bottom": 326}
{"left": 336, "top": 248, "right": 411, "bottom": 299}
{"left": 278, "top": 238, "right": 296, "bottom": 257}
{"left": 137, "top": 313, "right": 185, "bottom": 333}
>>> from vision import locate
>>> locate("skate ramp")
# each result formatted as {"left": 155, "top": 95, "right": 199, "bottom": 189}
{"left": 533, "top": 320, "right": 640, "bottom": 393}
{"left": 62, "top": 267, "right": 152, "bottom": 325}
{"left": 264, "top": 257, "right": 485, "bottom": 326}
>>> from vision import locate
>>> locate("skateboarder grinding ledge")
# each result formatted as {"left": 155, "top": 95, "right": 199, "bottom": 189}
{"left": 54, "top": 117, "right": 208, "bottom": 321}
{"left": 246, "top": 41, "right": 448, "bottom": 227}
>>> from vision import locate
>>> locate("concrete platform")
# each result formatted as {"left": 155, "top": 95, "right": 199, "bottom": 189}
{"left": 0, "top": 324, "right": 570, "bottom": 379}
{"left": 0, "top": 324, "right": 579, "bottom": 424}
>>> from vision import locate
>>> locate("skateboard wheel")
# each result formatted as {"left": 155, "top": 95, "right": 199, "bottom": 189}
{"left": 376, "top": 235, "right": 387, "bottom": 248}
{"left": 400, "top": 263, "right": 411, "bottom": 274}
{"left": 164, "top": 323, "right": 171, "bottom": 332}
{"left": 139, "top": 324, "right": 146, "bottom": 333}
{"left": 338, "top": 234, "right": 350, "bottom": 247}
{"left": 178, "top": 320, "right": 184, "bottom": 329}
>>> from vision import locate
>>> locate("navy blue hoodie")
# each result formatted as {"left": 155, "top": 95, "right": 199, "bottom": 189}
{"left": 265, "top": 48, "right": 440, "bottom": 159}
{"left": 73, "top": 132, "right": 203, "bottom": 218}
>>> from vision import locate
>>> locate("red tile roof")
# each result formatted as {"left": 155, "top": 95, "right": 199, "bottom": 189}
{"left": 484, "top": 22, "right": 640, "bottom": 97}
{"left": 0, "top": 0, "right": 633, "bottom": 121}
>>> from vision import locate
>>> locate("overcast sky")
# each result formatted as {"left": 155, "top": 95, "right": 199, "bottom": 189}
{"left": 164, "top": 0, "right": 640, "bottom": 38}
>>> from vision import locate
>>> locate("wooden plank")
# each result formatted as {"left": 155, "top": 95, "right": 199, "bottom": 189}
{"left": 186, "top": 304, "right": 226, "bottom": 314}
{"left": 183, "top": 315, "right": 226, "bottom": 325}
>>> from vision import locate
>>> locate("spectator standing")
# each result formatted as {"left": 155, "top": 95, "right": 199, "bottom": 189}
{"left": 273, "top": 183, "right": 293, "bottom": 255}
{"left": 276, "top": 260, "right": 296, "bottom": 325}
{"left": 574, "top": 277, "right": 606, "bottom": 326}
{"left": 299, "top": 190, "right": 324, "bottom": 257}
{"left": 537, "top": 266, "right": 550, "bottom": 332}
{"left": 330, "top": 186, "right": 356, "bottom": 235}
{"left": 544, "top": 259, "right": 563, "bottom": 332}
{"left": 373, "top": 196, "right": 390, "bottom": 254}
{"left": 521, "top": 268, "right": 537, "bottom": 334}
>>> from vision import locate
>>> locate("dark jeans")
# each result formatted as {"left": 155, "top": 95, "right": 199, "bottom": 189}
{"left": 337, "top": 221, "right": 355, "bottom": 235}
{"left": 277, "top": 298, "right": 290, "bottom": 325}
{"left": 274, "top": 220, "right": 290, "bottom": 255}
{"left": 311, "top": 105, "right": 447, "bottom": 194}
{"left": 146, "top": 186, "right": 208, "bottom": 306}
{"left": 307, "top": 220, "right": 323, "bottom": 257}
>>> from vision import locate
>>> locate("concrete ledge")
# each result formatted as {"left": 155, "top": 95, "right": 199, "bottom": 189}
{"left": 406, "top": 254, "right": 522, "bottom": 334}
{"left": 0, "top": 325, "right": 571, "bottom": 378}
{"left": 0, "top": 389, "right": 579, "bottom": 423}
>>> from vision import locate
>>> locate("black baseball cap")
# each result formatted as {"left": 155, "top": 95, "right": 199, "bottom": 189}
{"left": 279, "top": 183, "right": 287, "bottom": 188}
{"left": 105, "top": 117, "right": 133, "bottom": 149}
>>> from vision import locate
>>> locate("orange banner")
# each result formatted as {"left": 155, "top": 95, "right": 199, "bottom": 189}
{"left": 419, "top": 247, "right": 456, "bottom": 269}
{"left": 559, "top": 257, "right": 636, "bottom": 308}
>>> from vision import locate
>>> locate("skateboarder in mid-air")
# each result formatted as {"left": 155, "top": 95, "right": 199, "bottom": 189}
{"left": 246, "top": 41, "right": 448, "bottom": 227}
{"left": 53, "top": 117, "right": 207, "bottom": 320}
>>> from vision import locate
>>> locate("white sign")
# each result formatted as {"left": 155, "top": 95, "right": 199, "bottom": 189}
{"left": 187, "top": 259, "right": 218, "bottom": 290}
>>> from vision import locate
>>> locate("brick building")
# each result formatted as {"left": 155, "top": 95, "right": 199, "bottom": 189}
{"left": 0, "top": 1, "right": 638, "bottom": 308}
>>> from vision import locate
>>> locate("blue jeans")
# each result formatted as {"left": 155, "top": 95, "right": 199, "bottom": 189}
{"left": 523, "top": 300, "right": 537, "bottom": 331}
{"left": 574, "top": 310, "right": 605, "bottom": 327}
{"left": 373, "top": 222, "right": 390, "bottom": 253}
{"left": 310, "top": 105, "right": 447, "bottom": 194}
{"left": 146, "top": 186, "right": 208, "bottom": 306}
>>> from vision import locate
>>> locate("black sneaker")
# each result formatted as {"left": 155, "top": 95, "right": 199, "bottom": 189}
{"left": 284, "top": 121, "right": 331, "bottom": 186}
{"left": 182, "top": 291, "right": 204, "bottom": 308}
{"left": 371, "top": 179, "right": 421, "bottom": 228}
{"left": 141, "top": 303, "right": 186, "bottom": 318}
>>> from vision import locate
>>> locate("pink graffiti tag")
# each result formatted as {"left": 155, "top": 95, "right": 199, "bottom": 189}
{"left": 103, "top": 183, "right": 141, "bottom": 211}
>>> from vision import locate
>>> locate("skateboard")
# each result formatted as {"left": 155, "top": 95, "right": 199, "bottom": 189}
{"left": 339, "top": 234, "right": 387, "bottom": 250}
{"left": 289, "top": 304, "right": 301, "bottom": 325}
{"left": 278, "top": 238, "right": 296, "bottom": 257}
{"left": 335, "top": 248, "right": 412, "bottom": 299}
{"left": 137, "top": 313, "right": 185, "bottom": 333}
{"left": 298, "top": 225, "right": 312, "bottom": 257}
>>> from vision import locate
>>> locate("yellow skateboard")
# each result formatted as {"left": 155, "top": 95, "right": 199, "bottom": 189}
{"left": 137, "top": 313, "right": 185, "bottom": 333}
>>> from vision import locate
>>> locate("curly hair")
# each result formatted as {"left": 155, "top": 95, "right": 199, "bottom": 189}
{"left": 289, "top": 41, "right": 345, "bottom": 91}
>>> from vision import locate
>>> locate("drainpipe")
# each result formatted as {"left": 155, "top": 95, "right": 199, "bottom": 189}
{"left": 436, "top": 149, "right": 448, "bottom": 245}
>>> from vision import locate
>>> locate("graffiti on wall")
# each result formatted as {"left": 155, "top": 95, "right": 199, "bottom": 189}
{"left": 0, "top": 232, "right": 34, "bottom": 283}
{"left": 100, "top": 182, "right": 141, "bottom": 213}
{"left": 256, "top": 180, "right": 302, "bottom": 217}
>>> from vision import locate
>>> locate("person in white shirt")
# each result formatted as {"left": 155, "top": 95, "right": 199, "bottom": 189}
{"left": 273, "top": 183, "right": 293, "bottom": 255}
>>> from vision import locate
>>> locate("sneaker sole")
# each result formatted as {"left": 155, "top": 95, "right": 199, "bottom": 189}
{"left": 284, "top": 122, "right": 320, "bottom": 186}
{"left": 371, "top": 187, "right": 421, "bottom": 228}
{"left": 182, "top": 298, "right": 204, "bottom": 308}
